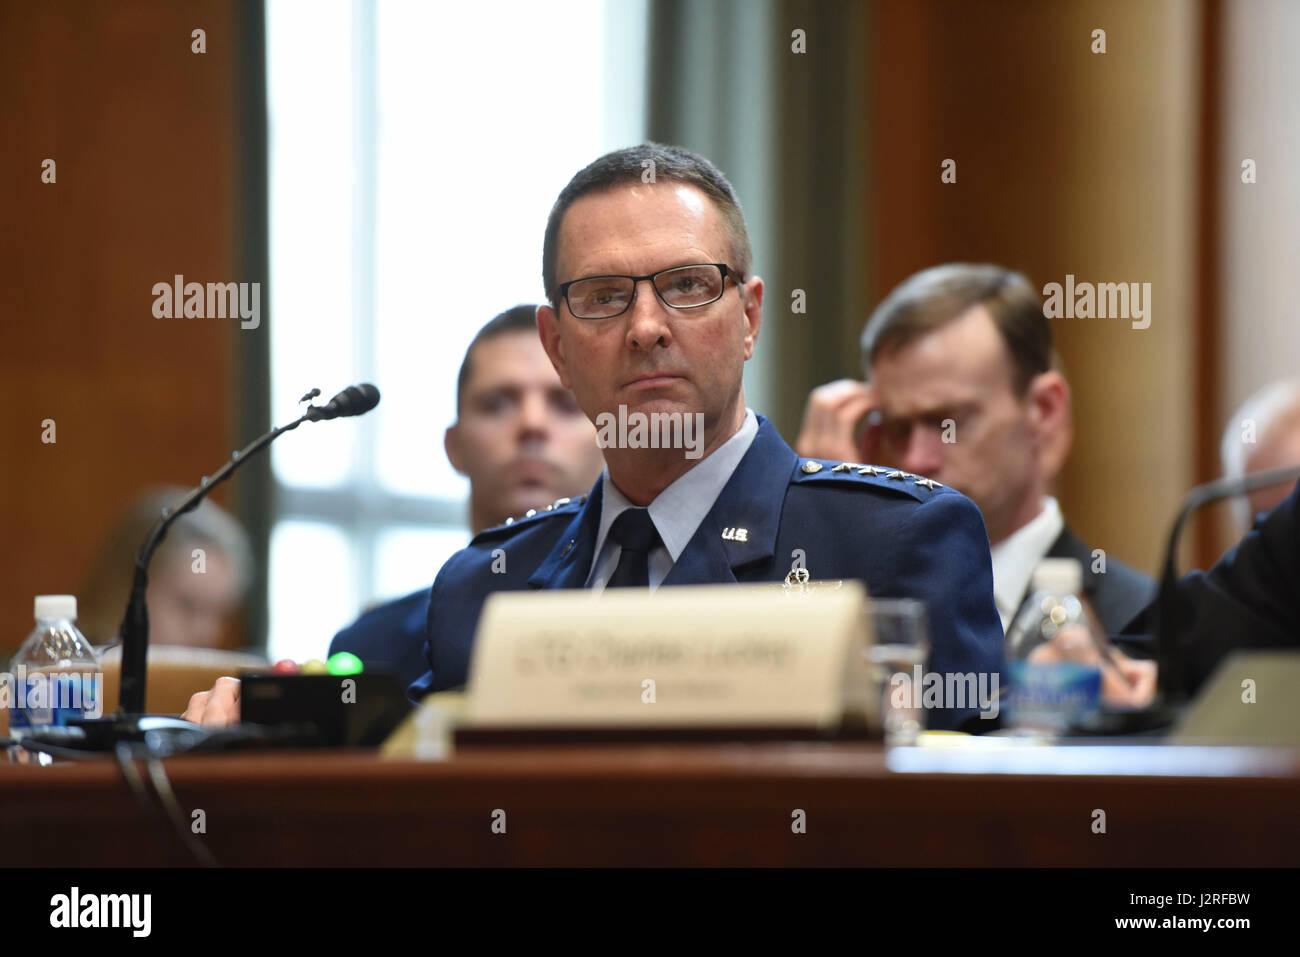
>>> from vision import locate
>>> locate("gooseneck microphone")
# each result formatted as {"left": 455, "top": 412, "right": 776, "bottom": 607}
{"left": 117, "top": 383, "right": 381, "bottom": 713}
{"left": 304, "top": 383, "right": 381, "bottom": 421}
{"left": 1155, "top": 462, "right": 1300, "bottom": 707}
{"left": 50, "top": 384, "right": 380, "bottom": 754}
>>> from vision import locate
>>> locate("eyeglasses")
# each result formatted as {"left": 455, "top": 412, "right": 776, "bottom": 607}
{"left": 557, "top": 263, "right": 744, "bottom": 320}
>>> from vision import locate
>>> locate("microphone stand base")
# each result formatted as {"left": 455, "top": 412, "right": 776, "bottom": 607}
{"left": 26, "top": 715, "right": 212, "bottom": 756}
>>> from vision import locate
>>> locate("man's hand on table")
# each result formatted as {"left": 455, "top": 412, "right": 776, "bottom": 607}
{"left": 182, "top": 676, "right": 242, "bottom": 727}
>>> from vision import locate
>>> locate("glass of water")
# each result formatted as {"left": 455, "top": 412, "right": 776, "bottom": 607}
{"left": 865, "top": 598, "right": 930, "bottom": 746}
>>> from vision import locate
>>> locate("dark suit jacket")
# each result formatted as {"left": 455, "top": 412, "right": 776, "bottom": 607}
{"left": 408, "top": 415, "right": 1004, "bottom": 729}
{"left": 1011, "top": 527, "right": 1155, "bottom": 635}
{"left": 1142, "top": 482, "right": 1300, "bottom": 695}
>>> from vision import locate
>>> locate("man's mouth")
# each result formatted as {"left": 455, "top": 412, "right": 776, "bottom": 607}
{"left": 512, "top": 458, "right": 555, "bottom": 484}
{"left": 624, "top": 372, "right": 685, "bottom": 389}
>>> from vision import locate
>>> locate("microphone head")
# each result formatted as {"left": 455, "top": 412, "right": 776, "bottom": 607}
{"left": 311, "top": 383, "right": 381, "bottom": 420}
{"left": 336, "top": 383, "right": 381, "bottom": 417}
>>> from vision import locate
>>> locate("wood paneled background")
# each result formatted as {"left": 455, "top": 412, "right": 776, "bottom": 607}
{"left": 1, "top": 1, "right": 244, "bottom": 655}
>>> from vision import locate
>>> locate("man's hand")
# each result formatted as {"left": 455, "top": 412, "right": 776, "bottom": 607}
{"left": 1028, "top": 626, "right": 1158, "bottom": 710}
{"left": 794, "top": 379, "right": 879, "bottom": 463}
{"left": 181, "top": 676, "right": 242, "bottom": 727}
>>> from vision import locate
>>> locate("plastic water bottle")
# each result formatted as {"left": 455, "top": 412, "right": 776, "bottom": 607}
{"left": 7, "top": 595, "right": 102, "bottom": 762}
{"left": 1004, "top": 559, "right": 1101, "bottom": 734}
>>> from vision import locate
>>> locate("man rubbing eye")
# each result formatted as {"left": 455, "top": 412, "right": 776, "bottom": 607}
{"left": 796, "top": 264, "right": 1155, "bottom": 635}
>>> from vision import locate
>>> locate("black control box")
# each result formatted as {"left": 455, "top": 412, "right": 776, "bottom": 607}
{"left": 238, "top": 672, "right": 412, "bottom": 747}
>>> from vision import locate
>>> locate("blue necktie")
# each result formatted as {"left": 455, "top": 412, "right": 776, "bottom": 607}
{"left": 605, "top": 508, "right": 660, "bottom": 588}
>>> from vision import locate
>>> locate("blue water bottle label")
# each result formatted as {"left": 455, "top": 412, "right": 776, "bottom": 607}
{"left": 1006, "top": 661, "right": 1101, "bottom": 731}
{"left": 7, "top": 671, "right": 100, "bottom": 732}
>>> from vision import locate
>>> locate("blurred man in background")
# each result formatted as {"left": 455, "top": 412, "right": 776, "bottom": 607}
{"left": 796, "top": 263, "right": 1154, "bottom": 634}
{"left": 1220, "top": 379, "right": 1300, "bottom": 538}
{"left": 327, "top": 305, "right": 605, "bottom": 687}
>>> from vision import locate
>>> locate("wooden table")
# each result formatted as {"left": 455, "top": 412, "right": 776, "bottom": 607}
{"left": 3, "top": 742, "right": 1298, "bottom": 866}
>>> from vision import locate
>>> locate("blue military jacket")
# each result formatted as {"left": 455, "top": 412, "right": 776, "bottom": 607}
{"left": 408, "top": 415, "right": 1004, "bottom": 729}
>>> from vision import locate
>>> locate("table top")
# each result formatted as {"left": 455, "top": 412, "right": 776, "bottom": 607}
{"left": 4, "top": 740, "right": 1298, "bottom": 866}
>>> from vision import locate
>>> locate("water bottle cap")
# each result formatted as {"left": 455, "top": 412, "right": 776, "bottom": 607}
{"left": 1029, "top": 558, "right": 1083, "bottom": 596}
{"left": 35, "top": 594, "right": 77, "bottom": 621}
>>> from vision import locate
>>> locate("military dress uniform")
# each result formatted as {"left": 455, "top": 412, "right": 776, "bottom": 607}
{"left": 408, "top": 414, "right": 1004, "bottom": 730}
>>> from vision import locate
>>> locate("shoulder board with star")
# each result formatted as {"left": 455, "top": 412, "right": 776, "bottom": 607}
{"left": 470, "top": 495, "right": 588, "bottom": 543}
{"left": 791, "top": 459, "right": 945, "bottom": 502}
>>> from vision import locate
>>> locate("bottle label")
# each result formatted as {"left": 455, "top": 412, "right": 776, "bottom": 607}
{"left": 1006, "top": 661, "right": 1100, "bottom": 732}
{"left": 2, "top": 666, "right": 102, "bottom": 732}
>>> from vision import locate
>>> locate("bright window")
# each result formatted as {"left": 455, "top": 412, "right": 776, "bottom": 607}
{"left": 266, "top": 0, "right": 646, "bottom": 663}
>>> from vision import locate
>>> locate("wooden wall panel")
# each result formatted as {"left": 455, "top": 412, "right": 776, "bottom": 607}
{"left": 864, "top": 0, "right": 1203, "bottom": 575}
{"left": 0, "top": 1, "right": 241, "bottom": 654}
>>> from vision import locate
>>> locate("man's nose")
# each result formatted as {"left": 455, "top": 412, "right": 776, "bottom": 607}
{"left": 625, "top": 278, "right": 672, "bottom": 350}
{"left": 518, "top": 391, "right": 550, "bottom": 434}
{"left": 900, "top": 424, "right": 944, "bottom": 477}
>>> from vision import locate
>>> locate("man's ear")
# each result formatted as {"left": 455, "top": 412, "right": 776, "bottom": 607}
{"left": 444, "top": 424, "right": 466, "bottom": 475}
{"left": 536, "top": 303, "right": 571, "bottom": 389}
{"left": 1028, "top": 370, "right": 1072, "bottom": 482}
{"left": 739, "top": 275, "right": 763, "bottom": 360}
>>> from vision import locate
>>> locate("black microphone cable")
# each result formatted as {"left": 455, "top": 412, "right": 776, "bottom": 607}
{"left": 112, "top": 742, "right": 219, "bottom": 868}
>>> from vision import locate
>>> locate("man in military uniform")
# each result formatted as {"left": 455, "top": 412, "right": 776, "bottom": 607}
{"left": 405, "top": 145, "right": 1002, "bottom": 730}
{"left": 184, "top": 144, "right": 1003, "bottom": 731}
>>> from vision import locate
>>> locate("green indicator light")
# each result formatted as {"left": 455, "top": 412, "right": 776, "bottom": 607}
{"left": 327, "top": 651, "right": 363, "bottom": 676}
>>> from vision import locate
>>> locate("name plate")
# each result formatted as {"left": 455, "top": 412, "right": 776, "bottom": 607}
{"left": 462, "top": 582, "right": 877, "bottom": 732}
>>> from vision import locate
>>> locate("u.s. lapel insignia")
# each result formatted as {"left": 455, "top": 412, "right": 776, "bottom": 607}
{"left": 721, "top": 527, "right": 749, "bottom": 543}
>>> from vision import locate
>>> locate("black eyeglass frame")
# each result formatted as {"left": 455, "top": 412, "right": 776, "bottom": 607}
{"left": 556, "top": 263, "right": 746, "bottom": 319}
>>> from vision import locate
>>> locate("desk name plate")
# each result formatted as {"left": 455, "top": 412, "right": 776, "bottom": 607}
{"left": 462, "top": 582, "right": 878, "bottom": 734}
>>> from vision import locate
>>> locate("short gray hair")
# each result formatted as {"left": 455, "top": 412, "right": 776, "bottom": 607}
{"left": 1220, "top": 379, "right": 1300, "bottom": 529}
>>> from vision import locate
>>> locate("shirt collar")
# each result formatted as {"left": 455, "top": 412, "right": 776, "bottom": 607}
{"left": 591, "top": 409, "right": 760, "bottom": 564}
{"left": 990, "top": 495, "right": 1065, "bottom": 630}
